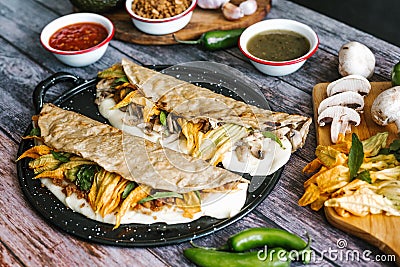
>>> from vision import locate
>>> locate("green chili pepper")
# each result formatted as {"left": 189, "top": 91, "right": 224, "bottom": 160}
{"left": 226, "top": 228, "right": 312, "bottom": 264}
{"left": 173, "top": 28, "right": 245, "bottom": 51}
{"left": 227, "top": 228, "right": 308, "bottom": 252}
{"left": 392, "top": 61, "right": 400, "bottom": 86}
{"left": 184, "top": 247, "right": 290, "bottom": 267}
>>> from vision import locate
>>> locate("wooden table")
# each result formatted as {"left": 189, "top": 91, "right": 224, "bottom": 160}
{"left": 0, "top": 0, "right": 398, "bottom": 266}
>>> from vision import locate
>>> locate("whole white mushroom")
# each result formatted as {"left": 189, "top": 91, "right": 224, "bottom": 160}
{"left": 371, "top": 86, "right": 400, "bottom": 133}
{"left": 338, "top": 41, "right": 375, "bottom": 78}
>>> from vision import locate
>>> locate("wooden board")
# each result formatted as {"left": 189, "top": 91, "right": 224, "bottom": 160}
{"left": 312, "top": 82, "right": 400, "bottom": 265}
{"left": 101, "top": 0, "right": 271, "bottom": 45}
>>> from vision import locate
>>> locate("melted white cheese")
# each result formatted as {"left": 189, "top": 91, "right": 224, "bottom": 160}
{"left": 98, "top": 98, "right": 160, "bottom": 143}
{"left": 222, "top": 137, "right": 292, "bottom": 176}
{"left": 41, "top": 178, "right": 248, "bottom": 225}
{"left": 160, "top": 135, "right": 189, "bottom": 154}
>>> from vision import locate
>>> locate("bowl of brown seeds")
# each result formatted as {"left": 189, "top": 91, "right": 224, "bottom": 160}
{"left": 125, "top": 0, "right": 197, "bottom": 35}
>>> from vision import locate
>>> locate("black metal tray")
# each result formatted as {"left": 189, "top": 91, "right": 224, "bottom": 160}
{"left": 16, "top": 62, "right": 282, "bottom": 247}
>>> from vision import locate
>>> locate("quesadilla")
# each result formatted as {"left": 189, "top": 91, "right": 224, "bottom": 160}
{"left": 19, "top": 104, "right": 248, "bottom": 228}
{"left": 96, "top": 59, "right": 312, "bottom": 176}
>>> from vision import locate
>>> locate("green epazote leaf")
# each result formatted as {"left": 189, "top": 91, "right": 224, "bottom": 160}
{"left": 356, "top": 170, "right": 372, "bottom": 184}
{"left": 50, "top": 150, "right": 70, "bottom": 163}
{"left": 75, "top": 165, "right": 99, "bottom": 191}
{"left": 122, "top": 182, "right": 137, "bottom": 199}
{"left": 138, "top": 192, "right": 183, "bottom": 204}
{"left": 262, "top": 131, "right": 284, "bottom": 148}
{"left": 379, "top": 139, "right": 400, "bottom": 161}
{"left": 349, "top": 133, "right": 364, "bottom": 180}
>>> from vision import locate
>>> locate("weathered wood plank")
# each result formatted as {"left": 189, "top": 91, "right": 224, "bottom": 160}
{"left": 0, "top": 242, "right": 24, "bottom": 267}
{"left": 0, "top": 39, "right": 50, "bottom": 141}
{"left": 35, "top": 0, "right": 74, "bottom": 15}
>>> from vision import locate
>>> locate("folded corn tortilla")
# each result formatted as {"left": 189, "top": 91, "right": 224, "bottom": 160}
{"left": 121, "top": 58, "right": 312, "bottom": 151}
{"left": 38, "top": 103, "right": 244, "bottom": 193}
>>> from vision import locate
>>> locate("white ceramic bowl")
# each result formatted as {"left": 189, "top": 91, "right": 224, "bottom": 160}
{"left": 239, "top": 19, "right": 319, "bottom": 76}
{"left": 125, "top": 0, "right": 196, "bottom": 35}
{"left": 40, "top": 13, "right": 114, "bottom": 67}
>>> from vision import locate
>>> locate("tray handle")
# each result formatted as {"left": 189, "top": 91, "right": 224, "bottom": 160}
{"left": 33, "top": 72, "right": 84, "bottom": 113}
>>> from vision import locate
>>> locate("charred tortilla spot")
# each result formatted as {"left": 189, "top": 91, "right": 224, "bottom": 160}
{"left": 264, "top": 121, "right": 281, "bottom": 127}
{"left": 157, "top": 101, "right": 168, "bottom": 109}
{"left": 238, "top": 113, "right": 256, "bottom": 119}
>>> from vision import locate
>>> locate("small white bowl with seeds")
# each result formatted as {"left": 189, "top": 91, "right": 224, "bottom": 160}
{"left": 125, "top": 0, "right": 197, "bottom": 35}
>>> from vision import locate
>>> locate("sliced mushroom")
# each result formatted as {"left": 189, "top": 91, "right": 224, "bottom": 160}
{"left": 371, "top": 86, "right": 400, "bottom": 133}
{"left": 250, "top": 143, "right": 265, "bottom": 160}
{"left": 326, "top": 75, "right": 371, "bottom": 96}
{"left": 235, "top": 145, "right": 249, "bottom": 162}
{"left": 167, "top": 113, "right": 175, "bottom": 133}
{"left": 318, "top": 91, "right": 365, "bottom": 114}
{"left": 318, "top": 106, "right": 361, "bottom": 143}
{"left": 152, "top": 118, "right": 164, "bottom": 132}
{"left": 137, "top": 122, "right": 154, "bottom": 135}
{"left": 288, "top": 129, "right": 304, "bottom": 152}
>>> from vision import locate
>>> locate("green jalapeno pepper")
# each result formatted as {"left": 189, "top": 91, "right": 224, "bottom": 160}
{"left": 225, "top": 227, "right": 312, "bottom": 264}
{"left": 173, "top": 28, "right": 245, "bottom": 51}
{"left": 391, "top": 61, "right": 400, "bottom": 86}
{"left": 227, "top": 227, "right": 308, "bottom": 252}
{"left": 184, "top": 247, "right": 290, "bottom": 267}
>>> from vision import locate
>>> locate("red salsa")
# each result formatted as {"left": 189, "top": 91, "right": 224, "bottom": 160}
{"left": 49, "top": 22, "right": 108, "bottom": 51}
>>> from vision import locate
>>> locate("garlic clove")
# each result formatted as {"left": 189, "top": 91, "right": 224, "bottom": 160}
{"left": 239, "top": 0, "right": 258, "bottom": 15}
{"left": 222, "top": 2, "right": 244, "bottom": 20}
{"left": 197, "top": 0, "right": 229, "bottom": 9}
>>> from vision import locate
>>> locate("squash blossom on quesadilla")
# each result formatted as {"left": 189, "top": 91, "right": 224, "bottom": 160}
{"left": 19, "top": 104, "right": 249, "bottom": 228}
{"left": 95, "top": 59, "right": 312, "bottom": 176}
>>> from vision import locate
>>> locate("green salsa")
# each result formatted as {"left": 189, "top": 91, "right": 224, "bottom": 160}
{"left": 247, "top": 30, "right": 310, "bottom": 61}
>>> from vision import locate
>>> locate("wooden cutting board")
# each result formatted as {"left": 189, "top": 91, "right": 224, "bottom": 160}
{"left": 312, "top": 82, "right": 400, "bottom": 265}
{"left": 101, "top": 0, "right": 271, "bottom": 45}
